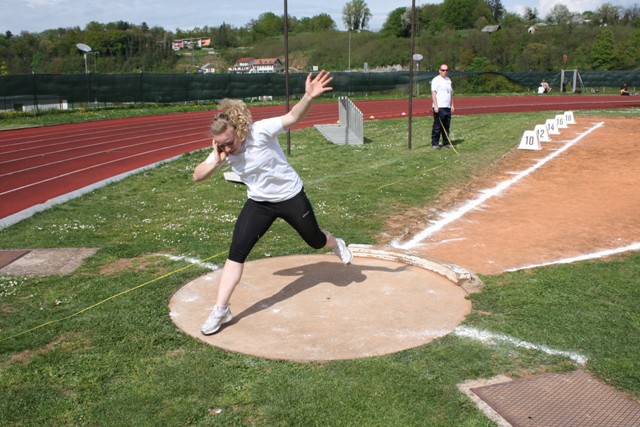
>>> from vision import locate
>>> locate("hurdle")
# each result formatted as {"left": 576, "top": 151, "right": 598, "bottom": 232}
{"left": 314, "top": 96, "right": 364, "bottom": 145}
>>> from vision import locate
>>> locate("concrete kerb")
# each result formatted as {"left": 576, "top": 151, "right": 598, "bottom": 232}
{"left": 350, "top": 245, "right": 484, "bottom": 294}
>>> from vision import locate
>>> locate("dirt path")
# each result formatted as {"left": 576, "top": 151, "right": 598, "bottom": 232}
{"left": 387, "top": 117, "right": 640, "bottom": 275}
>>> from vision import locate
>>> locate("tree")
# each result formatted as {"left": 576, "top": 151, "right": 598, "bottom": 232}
{"left": 523, "top": 7, "right": 538, "bottom": 22}
{"left": 500, "top": 11, "right": 526, "bottom": 28}
{"left": 489, "top": 28, "right": 511, "bottom": 69}
{"left": 486, "top": 0, "right": 504, "bottom": 23}
{"left": 521, "top": 42, "right": 547, "bottom": 69}
{"left": 342, "top": 0, "right": 372, "bottom": 30}
{"left": 441, "top": 0, "right": 492, "bottom": 29}
{"left": 545, "top": 4, "right": 573, "bottom": 25}
{"left": 591, "top": 28, "right": 615, "bottom": 69}
{"left": 250, "top": 12, "right": 285, "bottom": 40}
{"left": 297, "top": 14, "right": 337, "bottom": 32}
{"left": 418, "top": 4, "right": 445, "bottom": 34}
{"left": 594, "top": 2, "right": 621, "bottom": 26}
{"left": 630, "top": 28, "right": 640, "bottom": 64}
{"left": 381, "top": 7, "right": 410, "bottom": 37}
{"left": 214, "top": 23, "right": 235, "bottom": 48}
{"left": 621, "top": 5, "right": 640, "bottom": 27}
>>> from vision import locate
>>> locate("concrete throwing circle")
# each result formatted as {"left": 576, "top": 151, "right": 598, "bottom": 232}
{"left": 169, "top": 253, "right": 471, "bottom": 361}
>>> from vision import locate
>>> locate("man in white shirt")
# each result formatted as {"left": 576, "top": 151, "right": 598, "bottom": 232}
{"left": 431, "top": 64, "right": 454, "bottom": 149}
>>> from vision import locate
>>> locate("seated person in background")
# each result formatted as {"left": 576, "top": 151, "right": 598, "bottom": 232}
{"left": 540, "top": 79, "right": 551, "bottom": 93}
{"left": 620, "top": 83, "right": 630, "bottom": 96}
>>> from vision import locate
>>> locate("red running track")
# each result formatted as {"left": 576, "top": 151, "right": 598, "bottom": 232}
{"left": 1, "top": 95, "right": 639, "bottom": 224}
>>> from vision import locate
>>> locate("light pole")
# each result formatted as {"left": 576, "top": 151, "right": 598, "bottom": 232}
{"left": 408, "top": 0, "right": 416, "bottom": 150}
{"left": 348, "top": 28, "right": 352, "bottom": 71}
{"left": 76, "top": 43, "right": 92, "bottom": 74}
{"left": 413, "top": 53, "right": 423, "bottom": 95}
{"left": 191, "top": 40, "right": 195, "bottom": 71}
{"left": 76, "top": 43, "right": 93, "bottom": 106}
{"left": 284, "top": 0, "right": 291, "bottom": 154}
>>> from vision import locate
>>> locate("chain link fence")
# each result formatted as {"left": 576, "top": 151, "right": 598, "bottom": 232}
{"left": 2, "top": 70, "right": 638, "bottom": 111}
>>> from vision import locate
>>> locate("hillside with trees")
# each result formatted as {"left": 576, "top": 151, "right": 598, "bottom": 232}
{"left": 1, "top": 0, "right": 639, "bottom": 76}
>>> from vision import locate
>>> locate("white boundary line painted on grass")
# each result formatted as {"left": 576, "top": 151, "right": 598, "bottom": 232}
{"left": 393, "top": 122, "right": 605, "bottom": 250}
{"left": 454, "top": 326, "right": 588, "bottom": 365}
{"left": 506, "top": 242, "right": 640, "bottom": 272}
{"left": 160, "top": 254, "right": 220, "bottom": 271}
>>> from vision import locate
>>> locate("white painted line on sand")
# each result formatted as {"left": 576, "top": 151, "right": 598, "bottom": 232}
{"left": 454, "top": 326, "right": 588, "bottom": 365}
{"left": 506, "top": 242, "right": 640, "bottom": 272}
{"left": 393, "top": 122, "right": 605, "bottom": 250}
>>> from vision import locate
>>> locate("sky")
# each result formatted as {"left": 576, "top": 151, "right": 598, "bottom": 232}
{"left": 1, "top": 0, "right": 637, "bottom": 35}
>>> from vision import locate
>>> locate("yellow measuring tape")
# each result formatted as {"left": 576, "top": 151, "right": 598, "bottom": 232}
{"left": 0, "top": 252, "right": 226, "bottom": 343}
{"left": 437, "top": 114, "right": 460, "bottom": 155}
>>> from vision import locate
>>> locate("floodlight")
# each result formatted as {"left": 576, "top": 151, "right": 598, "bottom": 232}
{"left": 76, "top": 43, "right": 93, "bottom": 74}
{"left": 76, "top": 43, "right": 92, "bottom": 53}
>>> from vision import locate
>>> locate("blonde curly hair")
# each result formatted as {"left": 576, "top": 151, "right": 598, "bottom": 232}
{"left": 210, "top": 99, "right": 252, "bottom": 141}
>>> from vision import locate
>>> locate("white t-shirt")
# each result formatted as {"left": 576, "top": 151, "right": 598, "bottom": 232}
{"left": 226, "top": 117, "right": 303, "bottom": 202}
{"left": 431, "top": 75, "right": 453, "bottom": 108}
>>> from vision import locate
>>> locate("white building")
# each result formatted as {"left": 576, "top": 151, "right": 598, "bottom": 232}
{"left": 228, "top": 57, "right": 284, "bottom": 74}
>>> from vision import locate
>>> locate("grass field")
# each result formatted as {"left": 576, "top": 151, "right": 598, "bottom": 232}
{"left": 1, "top": 108, "right": 639, "bottom": 425}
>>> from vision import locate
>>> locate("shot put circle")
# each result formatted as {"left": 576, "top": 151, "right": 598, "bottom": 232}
{"left": 169, "top": 252, "right": 472, "bottom": 361}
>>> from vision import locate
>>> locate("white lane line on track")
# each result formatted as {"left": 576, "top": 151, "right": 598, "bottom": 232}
{"left": 454, "top": 326, "right": 588, "bottom": 365}
{"left": 0, "top": 122, "right": 208, "bottom": 159}
{"left": 0, "top": 140, "right": 207, "bottom": 196}
{"left": 506, "top": 242, "right": 640, "bottom": 271}
{"left": 0, "top": 153, "right": 190, "bottom": 228}
{"left": 392, "top": 121, "right": 605, "bottom": 250}
{"left": 0, "top": 132, "right": 207, "bottom": 176}
{"left": 0, "top": 116, "right": 211, "bottom": 149}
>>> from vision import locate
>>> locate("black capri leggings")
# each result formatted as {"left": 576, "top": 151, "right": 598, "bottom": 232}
{"left": 227, "top": 189, "right": 327, "bottom": 263}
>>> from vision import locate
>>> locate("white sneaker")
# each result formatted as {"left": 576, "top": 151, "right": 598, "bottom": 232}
{"left": 201, "top": 306, "right": 233, "bottom": 335}
{"left": 332, "top": 238, "right": 353, "bottom": 265}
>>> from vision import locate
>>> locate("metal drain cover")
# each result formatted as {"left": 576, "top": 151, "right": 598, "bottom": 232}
{"left": 470, "top": 370, "right": 640, "bottom": 426}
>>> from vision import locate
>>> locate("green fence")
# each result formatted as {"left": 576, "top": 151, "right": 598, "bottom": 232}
{"left": 1, "top": 70, "right": 638, "bottom": 110}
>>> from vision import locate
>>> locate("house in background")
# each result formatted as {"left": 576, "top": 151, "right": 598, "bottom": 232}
{"left": 172, "top": 37, "right": 212, "bottom": 51}
{"left": 228, "top": 57, "right": 254, "bottom": 73}
{"left": 481, "top": 25, "right": 501, "bottom": 33}
{"left": 228, "top": 57, "right": 284, "bottom": 74}
{"left": 198, "top": 63, "right": 216, "bottom": 74}
{"left": 251, "top": 58, "right": 284, "bottom": 73}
